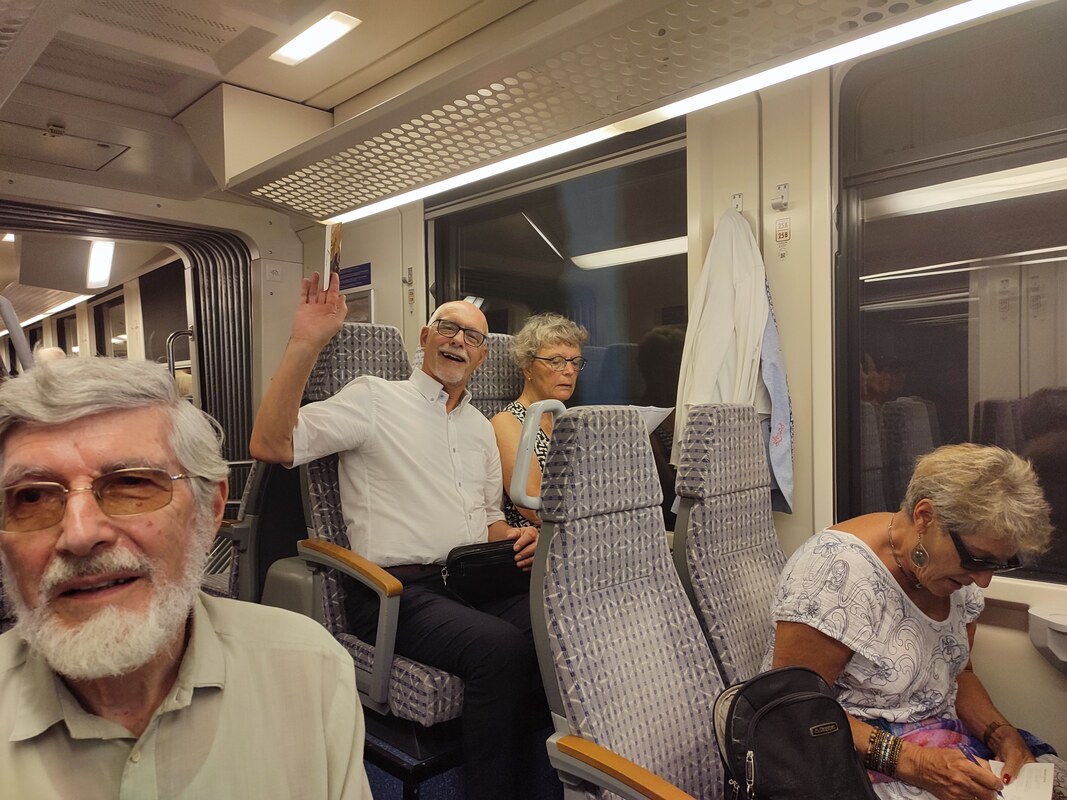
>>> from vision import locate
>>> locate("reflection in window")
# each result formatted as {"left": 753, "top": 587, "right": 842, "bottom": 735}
{"left": 839, "top": 5, "right": 1067, "bottom": 581}
{"left": 432, "top": 147, "right": 687, "bottom": 408}
{"left": 93, "top": 295, "right": 127, "bottom": 358}
{"left": 853, "top": 186, "right": 1067, "bottom": 581}
{"left": 56, "top": 313, "right": 78, "bottom": 355}
{"left": 431, "top": 145, "right": 688, "bottom": 527}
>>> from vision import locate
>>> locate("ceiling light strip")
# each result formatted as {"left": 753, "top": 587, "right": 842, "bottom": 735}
{"left": 324, "top": 0, "right": 1035, "bottom": 226}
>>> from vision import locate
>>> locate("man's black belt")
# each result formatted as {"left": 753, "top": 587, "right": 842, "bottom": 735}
{"left": 386, "top": 563, "right": 442, "bottom": 580}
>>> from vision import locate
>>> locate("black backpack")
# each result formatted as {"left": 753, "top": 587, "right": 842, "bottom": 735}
{"left": 713, "top": 666, "right": 879, "bottom": 800}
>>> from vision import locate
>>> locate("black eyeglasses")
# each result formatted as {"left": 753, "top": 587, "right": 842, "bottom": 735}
{"left": 430, "top": 319, "right": 487, "bottom": 348}
{"left": 0, "top": 468, "right": 193, "bottom": 533}
{"left": 947, "top": 528, "right": 1021, "bottom": 573}
{"left": 532, "top": 355, "right": 587, "bottom": 372}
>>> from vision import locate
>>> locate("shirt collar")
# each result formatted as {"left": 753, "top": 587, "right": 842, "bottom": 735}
{"left": 8, "top": 593, "right": 224, "bottom": 742}
{"left": 409, "top": 367, "right": 472, "bottom": 410}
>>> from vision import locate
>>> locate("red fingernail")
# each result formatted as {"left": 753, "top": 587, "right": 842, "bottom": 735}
{"left": 1003, "top": 774, "right": 1011, "bottom": 784}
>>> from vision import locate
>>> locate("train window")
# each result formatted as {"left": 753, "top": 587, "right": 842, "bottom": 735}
{"left": 55, "top": 312, "right": 78, "bottom": 355}
{"left": 139, "top": 260, "right": 189, "bottom": 364}
{"left": 92, "top": 294, "right": 127, "bottom": 359}
{"left": 838, "top": 3, "right": 1067, "bottom": 582}
{"left": 429, "top": 145, "right": 687, "bottom": 408}
{"left": 25, "top": 324, "right": 42, "bottom": 353}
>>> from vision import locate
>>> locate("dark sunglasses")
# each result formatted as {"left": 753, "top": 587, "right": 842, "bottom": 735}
{"left": 947, "top": 528, "right": 1020, "bottom": 573}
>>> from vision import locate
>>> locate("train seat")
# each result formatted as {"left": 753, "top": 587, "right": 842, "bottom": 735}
{"left": 202, "top": 460, "right": 306, "bottom": 604}
{"left": 467, "top": 331, "right": 523, "bottom": 416}
{"left": 201, "top": 460, "right": 258, "bottom": 600}
{"left": 672, "top": 403, "right": 785, "bottom": 686}
{"left": 531, "top": 404, "right": 725, "bottom": 799}
{"left": 264, "top": 322, "right": 465, "bottom": 791}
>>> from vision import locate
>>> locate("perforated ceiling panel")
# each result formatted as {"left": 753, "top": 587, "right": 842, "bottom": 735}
{"left": 76, "top": 0, "right": 241, "bottom": 54}
{"left": 246, "top": 0, "right": 946, "bottom": 220}
{"left": 0, "top": 0, "right": 46, "bottom": 60}
{"left": 35, "top": 37, "right": 187, "bottom": 95}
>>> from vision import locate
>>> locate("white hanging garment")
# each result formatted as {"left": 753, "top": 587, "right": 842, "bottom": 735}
{"left": 672, "top": 209, "right": 770, "bottom": 463}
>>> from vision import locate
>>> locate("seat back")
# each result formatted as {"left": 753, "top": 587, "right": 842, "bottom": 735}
{"left": 201, "top": 460, "right": 306, "bottom": 603}
{"left": 466, "top": 332, "right": 522, "bottom": 417}
{"left": 302, "top": 323, "right": 412, "bottom": 639}
{"left": 673, "top": 404, "right": 785, "bottom": 686}
{"left": 533, "top": 405, "right": 724, "bottom": 797}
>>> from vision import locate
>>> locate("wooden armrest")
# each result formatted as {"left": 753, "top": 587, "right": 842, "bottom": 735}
{"left": 555, "top": 735, "right": 696, "bottom": 800}
{"left": 298, "top": 539, "right": 403, "bottom": 597}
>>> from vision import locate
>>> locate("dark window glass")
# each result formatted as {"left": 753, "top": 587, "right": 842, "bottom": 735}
{"left": 92, "top": 295, "right": 127, "bottom": 358}
{"left": 432, "top": 144, "right": 687, "bottom": 527}
{"left": 139, "top": 260, "right": 189, "bottom": 363}
{"left": 839, "top": 3, "right": 1067, "bottom": 581}
{"left": 432, "top": 147, "right": 687, "bottom": 407}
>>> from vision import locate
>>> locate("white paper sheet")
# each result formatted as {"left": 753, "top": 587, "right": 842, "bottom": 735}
{"left": 990, "top": 761, "right": 1054, "bottom": 800}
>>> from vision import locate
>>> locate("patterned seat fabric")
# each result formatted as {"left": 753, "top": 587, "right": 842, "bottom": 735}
{"left": 466, "top": 333, "right": 522, "bottom": 417}
{"left": 540, "top": 406, "right": 725, "bottom": 798}
{"left": 675, "top": 404, "right": 786, "bottom": 686}
{"left": 303, "top": 323, "right": 464, "bottom": 726}
{"left": 200, "top": 462, "right": 261, "bottom": 600}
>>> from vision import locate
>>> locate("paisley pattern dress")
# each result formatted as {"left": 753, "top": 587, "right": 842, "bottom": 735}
{"left": 500, "top": 400, "right": 550, "bottom": 528}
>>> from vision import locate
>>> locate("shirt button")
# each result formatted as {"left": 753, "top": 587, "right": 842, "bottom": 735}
{"left": 130, "top": 751, "right": 141, "bottom": 764}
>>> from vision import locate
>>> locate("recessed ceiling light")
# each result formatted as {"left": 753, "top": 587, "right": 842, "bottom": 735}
{"left": 270, "top": 12, "right": 361, "bottom": 66}
{"left": 86, "top": 240, "right": 114, "bottom": 289}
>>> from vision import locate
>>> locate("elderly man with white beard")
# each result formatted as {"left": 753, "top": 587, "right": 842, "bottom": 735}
{"left": 0, "top": 358, "right": 371, "bottom": 799}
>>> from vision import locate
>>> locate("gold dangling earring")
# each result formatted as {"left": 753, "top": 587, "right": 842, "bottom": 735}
{"left": 911, "top": 534, "right": 929, "bottom": 568}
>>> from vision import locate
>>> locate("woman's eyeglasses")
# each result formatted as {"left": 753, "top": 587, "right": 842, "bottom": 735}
{"left": 947, "top": 528, "right": 1021, "bottom": 573}
{"left": 430, "top": 319, "right": 487, "bottom": 347}
{"left": 533, "top": 355, "right": 587, "bottom": 372}
{"left": 0, "top": 468, "right": 193, "bottom": 533}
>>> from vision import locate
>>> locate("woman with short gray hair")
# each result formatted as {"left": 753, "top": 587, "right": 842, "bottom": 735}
{"left": 766, "top": 443, "right": 1062, "bottom": 800}
{"left": 491, "top": 312, "right": 587, "bottom": 527}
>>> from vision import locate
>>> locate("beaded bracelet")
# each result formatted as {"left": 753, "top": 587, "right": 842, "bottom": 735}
{"left": 864, "top": 728, "right": 903, "bottom": 777}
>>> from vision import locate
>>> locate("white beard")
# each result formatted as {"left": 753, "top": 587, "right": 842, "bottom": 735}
{"left": 1, "top": 509, "right": 214, "bottom": 680}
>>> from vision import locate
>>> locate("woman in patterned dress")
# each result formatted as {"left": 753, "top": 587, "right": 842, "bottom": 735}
{"left": 766, "top": 443, "right": 1062, "bottom": 800}
{"left": 491, "top": 313, "right": 587, "bottom": 527}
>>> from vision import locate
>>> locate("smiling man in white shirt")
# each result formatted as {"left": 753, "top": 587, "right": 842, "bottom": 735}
{"left": 251, "top": 271, "right": 543, "bottom": 800}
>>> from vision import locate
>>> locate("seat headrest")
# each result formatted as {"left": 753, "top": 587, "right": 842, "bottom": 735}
{"left": 467, "top": 333, "right": 523, "bottom": 405}
{"left": 304, "top": 323, "right": 410, "bottom": 403}
{"left": 676, "top": 404, "right": 769, "bottom": 500}
{"left": 541, "top": 406, "right": 661, "bottom": 522}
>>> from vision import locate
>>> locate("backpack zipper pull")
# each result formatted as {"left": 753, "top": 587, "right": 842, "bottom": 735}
{"left": 745, "top": 751, "right": 755, "bottom": 798}
{"left": 728, "top": 778, "right": 740, "bottom": 800}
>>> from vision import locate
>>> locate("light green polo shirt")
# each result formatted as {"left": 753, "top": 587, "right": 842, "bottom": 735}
{"left": 0, "top": 593, "right": 371, "bottom": 799}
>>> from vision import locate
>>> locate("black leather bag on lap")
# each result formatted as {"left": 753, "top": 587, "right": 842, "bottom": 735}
{"left": 441, "top": 540, "right": 529, "bottom": 605}
{"left": 714, "top": 666, "right": 878, "bottom": 800}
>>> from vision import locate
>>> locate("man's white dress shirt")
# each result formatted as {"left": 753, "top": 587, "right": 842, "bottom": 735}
{"left": 292, "top": 369, "right": 505, "bottom": 566}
